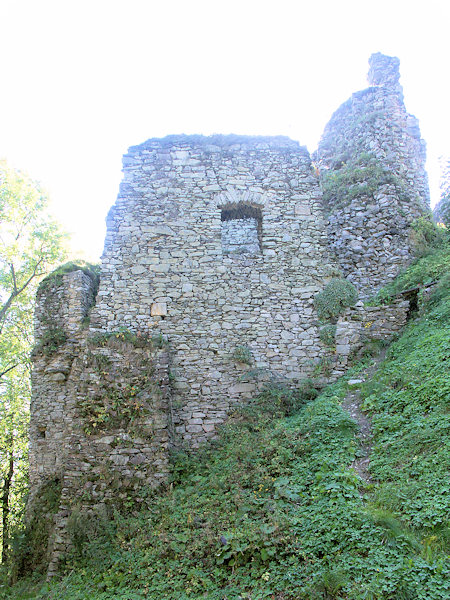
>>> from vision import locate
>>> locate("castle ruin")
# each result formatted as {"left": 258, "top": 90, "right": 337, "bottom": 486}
{"left": 28, "top": 53, "right": 427, "bottom": 575}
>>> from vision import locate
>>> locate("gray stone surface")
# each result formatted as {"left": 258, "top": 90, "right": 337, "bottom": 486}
{"left": 89, "top": 135, "right": 335, "bottom": 446}
{"left": 315, "top": 53, "right": 429, "bottom": 297}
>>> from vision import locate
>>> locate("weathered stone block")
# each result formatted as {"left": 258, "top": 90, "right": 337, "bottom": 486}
{"left": 151, "top": 302, "right": 167, "bottom": 316}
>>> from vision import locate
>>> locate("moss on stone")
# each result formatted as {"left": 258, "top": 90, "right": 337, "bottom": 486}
{"left": 38, "top": 261, "right": 100, "bottom": 296}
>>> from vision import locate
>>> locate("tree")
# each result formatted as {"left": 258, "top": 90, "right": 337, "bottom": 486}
{"left": 0, "top": 160, "right": 67, "bottom": 564}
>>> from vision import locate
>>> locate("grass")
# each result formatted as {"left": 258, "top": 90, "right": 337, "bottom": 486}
{"left": 373, "top": 234, "right": 450, "bottom": 303}
{"left": 2, "top": 241, "right": 450, "bottom": 599}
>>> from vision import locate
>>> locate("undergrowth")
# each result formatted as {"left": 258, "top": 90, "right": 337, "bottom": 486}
{"left": 373, "top": 233, "right": 449, "bottom": 304}
{"left": 9, "top": 478, "right": 62, "bottom": 583}
{"left": 3, "top": 244, "right": 450, "bottom": 600}
{"left": 314, "top": 278, "right": 358, "bottom": 321}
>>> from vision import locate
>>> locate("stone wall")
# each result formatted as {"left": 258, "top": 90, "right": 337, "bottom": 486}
{"left": 332, "top": 299, "right": 410, "bottom": 375}
{"left": 90, "top": 135, "right": 337, "bottom": 446}
{"left": 316, "top": 53, "right": 430, "bottom": 297}
{"left": 29, "top": 269, "right": 171, "bottom": 576}
{"left": 221, "top": 217, "right": 261, "bottom": 255}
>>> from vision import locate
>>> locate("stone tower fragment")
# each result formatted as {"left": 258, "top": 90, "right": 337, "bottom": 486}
{"left": 316, "top": 52, "right": 430, "bottom": 296}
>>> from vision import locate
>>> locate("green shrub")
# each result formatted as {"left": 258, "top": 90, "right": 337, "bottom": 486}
{"left": 319, "top": 324, "right": 337, "bottom": 346}
{"left": 314, "top": 278, "right": 358, "bottom": 321}
{"left": 410, "top": 215, "right": 446, "bottom": 257}
{"left": 373, "top": 237, "right": 450, "bottom": 304}
{"left": 66, "top": 507, "right": 115, "bottom": 561}
{"left": 10, "top": 478, "right": 62, "bottom": 580}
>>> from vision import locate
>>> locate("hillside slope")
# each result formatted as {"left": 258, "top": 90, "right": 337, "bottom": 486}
{"left": 3, "top": 238, "right": 450, "bottom": 600}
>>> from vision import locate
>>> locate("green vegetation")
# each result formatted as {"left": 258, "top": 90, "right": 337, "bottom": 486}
{"left": 37, "top": 261, "right": 100, "bottom": 296}
{"left": 87, "top": 329, "right": 167, "bottom": 350}
{"left": 320, "top": 152, "right": 410, "bottom": 209}
{"left": 231, "top": 345, "right": 253, "bottom": 365}
{"left": 32, "top": 326, "right": 67, "bottom": 357}
{"left": 79, "top": 332, "right": 165, "bottom": 435}
{"left": 319, "top": 324, "right": 337, "bottom": 346}
{"left": 374, "top": 233, "right": 450, "bottom": 304}
{"left": 9, "top": 479, "right": 62, "bottom": 583}
{"left": 410, "top": 216, "right": 446, "bottom": 257}
{"left": 3, "top": 229, "right": 450, "bottom": 600}
{"left": 433, "top": 158, "right": 450, "bottom": 227}
{"left": 0, "top": 161, "right": 66, "bottom": 567}
{"left": 314, "top": 278, "right": 358, "bottom": 321}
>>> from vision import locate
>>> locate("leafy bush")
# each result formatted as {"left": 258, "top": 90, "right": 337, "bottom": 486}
{"left": 66, "top": 507, "right": 115, "bottom": 561}
{"left": 10, "top": 478, "right": 61, "bottom": 581}
{"left": 319, "top": 324, "right": 337, "bottom": 346}
{"left": 374, "top": 237, "right": 450, "bottom": 303}
{"left": 410, "top": 215, "right": 446, "bottom": 256}
{"left": 243, "top": 379, "right": 318, "bottom": 419}
{"left": 314, "top": 278, "right": 358, "bottom": 321}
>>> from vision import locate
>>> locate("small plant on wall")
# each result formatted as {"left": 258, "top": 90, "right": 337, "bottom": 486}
{"left": 231, "top": 345, "right": 253, "bottom": 366}
{"left": 319, "top": 323, "right": 337, "bottom": 347}
{"left": 314, "top": 278, "right": 358, "bottom": 321}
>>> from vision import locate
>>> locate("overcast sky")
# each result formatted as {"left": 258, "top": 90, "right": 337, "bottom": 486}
{"left": 0, "top": 0, "right": 448, "bottom": 260}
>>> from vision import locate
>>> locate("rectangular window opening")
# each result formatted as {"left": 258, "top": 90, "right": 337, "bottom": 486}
{"left": 221, "top": 205, "right": 262, "bottom": 256}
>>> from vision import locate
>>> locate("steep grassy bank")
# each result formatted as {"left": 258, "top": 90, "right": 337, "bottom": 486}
{"left": 2, "top": 240, "right": 449, "bottom": 600}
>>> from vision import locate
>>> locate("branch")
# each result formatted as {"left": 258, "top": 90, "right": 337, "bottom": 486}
{"left": 0, "top": 364, "right": 18, "bottom": 379}
{"left": 10, "top": 264, "right": 17, "bottom": 294}
{"left": 0, "top": 257, "right": 44, "bottom": 335}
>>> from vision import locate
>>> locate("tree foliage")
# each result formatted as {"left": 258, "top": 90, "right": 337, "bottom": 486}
{"left": 0, "top": 161, "right": 66, "bottom": 564}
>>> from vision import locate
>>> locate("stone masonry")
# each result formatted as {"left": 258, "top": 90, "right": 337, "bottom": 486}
{"left": 316, "top": 53, "right": 429, "bottom": 296}
{"left": 28, "top": 54, "right": 429, "bottom": 576}
{"left": 29, "top": 269, "right": 171, "bottom": 576}
{"left": 89, "top": 135, "right": 336, "bottom": 445}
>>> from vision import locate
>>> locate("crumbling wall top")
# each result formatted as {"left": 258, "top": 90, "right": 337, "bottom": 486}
{"left": 126, "top": 134, "right": 308, "bottom": 156}
{"left": 368, "top": 52, "right": 401, "bottom": 88}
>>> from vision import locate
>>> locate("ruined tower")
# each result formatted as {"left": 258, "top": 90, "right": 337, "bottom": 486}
{"left": 316, "top": 53, "right": 429, "bottom": 296}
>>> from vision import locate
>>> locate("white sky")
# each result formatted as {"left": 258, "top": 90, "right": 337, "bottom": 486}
{"left": 0, "top": 0, "right": 449, "bottom": 261}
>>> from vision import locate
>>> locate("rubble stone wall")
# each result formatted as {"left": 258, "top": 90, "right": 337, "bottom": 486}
{"left": 30, "top": 270, "right": 171, "bottom": 576}
{"left": 316, "top": 53, "right": 430, "bottom": 297}
{"left": 333, "top": 299, "right": 410, "bottom": 374}
{"left": 89, "top": 135, "right": 336, "bottom": 446}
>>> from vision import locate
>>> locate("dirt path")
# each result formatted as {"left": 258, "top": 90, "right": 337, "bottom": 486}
{"left": 341, "top": 350, "right": 387, "bottom": 485}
